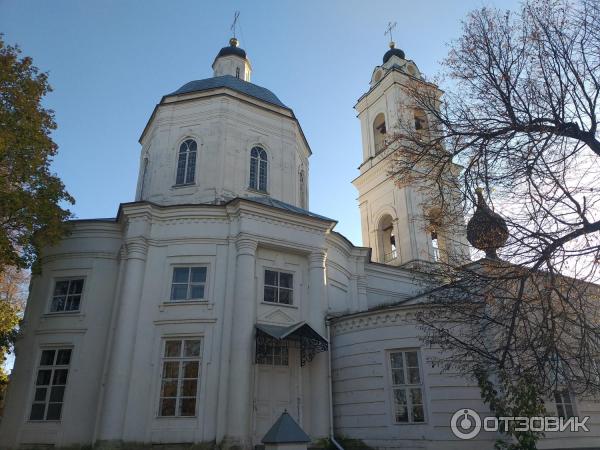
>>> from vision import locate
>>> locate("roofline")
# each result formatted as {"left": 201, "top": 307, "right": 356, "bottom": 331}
{"left": 67, "top": 218, "right": 117, "bottom": 223}
{"left": 354, "top": 64, "right": 442, "bottom": 110}
{"left": 211, "top": 53, "right": 251, "bottom": 70}
{"left": 138, "top": 87, "right": 312, "bottom": 156}
{"left": 116, "top": 198, "right": 336, "bottom": 226}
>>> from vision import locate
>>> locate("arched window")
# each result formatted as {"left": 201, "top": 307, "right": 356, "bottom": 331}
{"left": 235, "top": 67, "right": 240, "bottom": 78}
{"left": 414, "top": 109, "right": 428, "bottom": 132}
{"left": 249, "top": 146, "right": 268, "bottom": 192}
{"left": 299, "top": 169, "right": 306, "bottom": 209}
{"left": 430, "top": 230, "right": 440, "bottom": 262}
{"left": 175, "top": 139, "right": 197, "bottom": 185}
{"left": 378, "top": 215, "right": 397, "bottom": 263}
{"left": 373, "top": 113, "right": 387, "bottom": 154}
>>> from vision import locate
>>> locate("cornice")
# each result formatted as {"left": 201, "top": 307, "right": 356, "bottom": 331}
{"left": 41, "top": 252, "right": 118, "bottom": 264}
{"left": 330, "top": 306, "right": 419, "bottom": 336}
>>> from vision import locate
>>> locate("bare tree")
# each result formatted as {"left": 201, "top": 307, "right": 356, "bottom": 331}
{"left": 386, "top": 1, "right": 600, "bottom": 447}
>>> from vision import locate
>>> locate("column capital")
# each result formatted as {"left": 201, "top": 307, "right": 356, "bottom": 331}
{"left": 236, "top": 237, "right": 258, "bottom": 256}
{"left": 124, "top": 238, "right": 148, "bottom": 261}
{"left": 309, "top": 251, "right": 326, "bottom": 269}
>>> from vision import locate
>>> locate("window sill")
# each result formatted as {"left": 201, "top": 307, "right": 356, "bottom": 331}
{"left": 155, "top": 415, "right": 198, "bottom": 419}
{"left": 159, "top": 300, "right": 212, "bottom": 311}
{"left": 247, "top": 187, "right": 270, "bottom": 195}
{"left": 392, "top": 421, "right": 428, "bottom": 426}
{"left": 42, "top": 311, "right": 83, "bottom": 318}
{"left": 27, "top": 420, "right": 61, "bottom": 423}
{"left": 172, "top": 183, "right": 196, "bottom": 189}
{"left": 261, "top": 301, "right": 298, "bottom": 309}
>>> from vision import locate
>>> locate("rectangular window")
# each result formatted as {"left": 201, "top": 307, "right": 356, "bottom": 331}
{"left": 389, "top": 350, "right": 425, "bottom": 423}
{"left": 170, "top": 267, "right": 207, "bottom": 301}
{"left": 263, "top": 270, "right": 293, "bottom": 305}
{"left": 159, "top": 338, "right": 202, "bottom": 417}
{"left": 50, "top": 279, "right": 84, "bottom": 313}
{"left": 30, "top": 348, "right": 71, "bottom": 421}
{"left": 555, "top": 390, "right": 575, "bottom": 418}
{"left": 256, "top": 339, "right": 289, "bottom": 366}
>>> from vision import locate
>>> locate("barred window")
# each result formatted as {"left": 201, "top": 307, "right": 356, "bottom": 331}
{"left": 170, "top": 267, "right": 207, "bottom": 301}
{"left": 30, "top": 348, "right": 71, "bottom": 421}
{"left": 256, "top": 339, "right": 289, "bottom": 366}
{"left": 249, "top": 146, "right": 268, "bottom": 192}
{"left": 175, "top": 139, "right": 197, "bottom": 185}
{"left": 263, "top": 270, "right": 293, "bottom": 305}
{"left": 50, "top": 279, "right": 84, "bottom": 313}
{"left": 159, "top": 338, "right": 202, "bottom": 417}
{"left": 389, "top": 350, "right": 425, "bottom": 423}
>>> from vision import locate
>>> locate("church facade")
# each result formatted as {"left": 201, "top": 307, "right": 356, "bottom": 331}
{"left": 1, "top": 39, "right": 598, "bottom": 450}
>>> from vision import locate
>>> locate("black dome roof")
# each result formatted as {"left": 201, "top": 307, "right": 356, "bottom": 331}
{"left": 216, "top": 45, "right": 246, "bottom": 60}
{"left": 383, "top": 47, "right": 405, "bottom": 63}
{"left": 215, "top": 38, "right": 247, "bottom": 60}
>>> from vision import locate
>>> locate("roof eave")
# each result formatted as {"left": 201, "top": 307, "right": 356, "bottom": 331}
{"left": 138, "top": 88, "right": 312, "bottom": 156}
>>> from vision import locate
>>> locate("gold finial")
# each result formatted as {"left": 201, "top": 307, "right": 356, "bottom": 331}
{"left": 229, "top": 37, "right": 239, "bottom": 47}
{"left": 389, "top": 41, "right": 395, "bottom": 49}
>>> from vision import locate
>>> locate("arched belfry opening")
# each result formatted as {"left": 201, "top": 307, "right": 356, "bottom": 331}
{"left": 373, "top": 113, "right": 387, "bottom": 154}
{"left": 413, "top": 109, "right": 428, "bottom": 133}
{"left": 378, "top": 214, "right": 398, "bottom": 263}
{"left": 426, "top": 208, "right": 446, "bottom": 263}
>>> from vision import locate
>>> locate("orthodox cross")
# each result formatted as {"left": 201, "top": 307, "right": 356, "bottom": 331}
{"left": 231, "top": 11, "right": 240, "bottom": 38}
{"left": 384, "top": 21, "right": 397, "bottom": 43}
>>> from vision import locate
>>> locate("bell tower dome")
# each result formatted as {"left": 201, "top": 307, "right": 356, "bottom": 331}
{"left": 352, "top": 43, "right": 469, "bottom": 266}
{"left": 212, "top": 37, "right": 252, "bottom": 81}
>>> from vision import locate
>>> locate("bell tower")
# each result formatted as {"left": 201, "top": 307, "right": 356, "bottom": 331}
{"left": 352, "top": 41, "right": 468, "bottom": 266}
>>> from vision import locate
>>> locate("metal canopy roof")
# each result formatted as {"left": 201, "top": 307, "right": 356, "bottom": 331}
{"left": 261, "top": 411, "right": 311, "bottom": 444}
{"left": 255, "top": 322, "right": 328, "bottom": 366}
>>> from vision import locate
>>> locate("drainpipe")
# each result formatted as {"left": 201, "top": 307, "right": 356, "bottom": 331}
{"left": 327, "top": 319, "right": 344, "bottom": 450}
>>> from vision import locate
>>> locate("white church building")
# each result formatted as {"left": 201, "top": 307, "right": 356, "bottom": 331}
{"left": 1, "top": 38, "right": 598, "bottom": 450}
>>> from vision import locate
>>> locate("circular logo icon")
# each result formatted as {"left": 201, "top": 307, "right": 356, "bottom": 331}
{"left": 451, "top": 408, "right": 482, "bottom": 440}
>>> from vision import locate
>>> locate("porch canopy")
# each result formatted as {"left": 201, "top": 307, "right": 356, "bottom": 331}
{"left": 255, "top": 322, "right": 328, "bottom": 366}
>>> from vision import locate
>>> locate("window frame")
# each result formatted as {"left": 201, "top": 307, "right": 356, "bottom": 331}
{"left": 169, "top": 266, "right": 208, "bottom": 302}
{"left": 255, "top": 338, "right": 289, "bottom": 366}
{"left": 372, "top": 112, "right": 387, "bottom": 154}
{"left": 249, "top": 146, "right": 268, "bottom": 193}
{"left": 298, "top": 169, "right": 306, "bottom": 209}
{"left": 387, "top": 349, "right": 427, "bottom": 425}
{"left": 554, "top": 389, "right": 577, "bottom": 419}
{"left": 157, "top": 337, "right": 203, "bottom": 418}
{"left": 174, "top": 138, "right": 198, "bottom": 186}
{"left": 263, "top": 268, "right": 294, "bottom": 306}
{"left": 29, "top": 347, "right": 72, "bottom": 422}
{"left": 48, "top": 277, "right": 85, "bottom": 314}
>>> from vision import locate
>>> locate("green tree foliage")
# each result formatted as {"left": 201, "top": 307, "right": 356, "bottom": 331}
{"left": 0, "top": 35, "right": 73, "bottom": 271}
{"left": 476, "top": 368, "right": 546, "bottom": 450}
{"left": 0, "top": 265, "right": 27, "bottom": 416}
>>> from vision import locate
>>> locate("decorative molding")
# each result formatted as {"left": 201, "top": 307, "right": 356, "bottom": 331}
{"left": 309, "top": 251, "right": 327, "bottom": 269}
{"left": 125, "top": 238, "right": 148, "bottom": 261}
{"left": 236, "top": 236, "right": 258, "bottom": 256}
{"left": 153, "top": 318, "right": 217, "bottom": 326}
{"left": 261, "top": 309, "right": 295, "bottom": 324}
{"left": 35, "top": 328, "right": 87, "bottom": 335}
{"left": 41, "top": 252, "right": 118, "bottom": 264}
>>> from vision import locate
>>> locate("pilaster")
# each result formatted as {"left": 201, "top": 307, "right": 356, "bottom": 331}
{"left": 98, "top": 237, "right": 148, "bottom": 443}
{"left": 224, "top": 236, "right": 258, "bottom": 448}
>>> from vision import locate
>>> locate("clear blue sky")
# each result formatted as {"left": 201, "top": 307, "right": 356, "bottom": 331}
{"left": 0, "top": 0, "right": 519, "bottom": 246}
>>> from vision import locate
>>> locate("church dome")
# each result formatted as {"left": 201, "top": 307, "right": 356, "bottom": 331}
{"left": 215, "top": 37, "right": 247, "bottom": 60}
{"left": 168, "top": 75, "right": 287, "bottom": 109}
{"left": 383, "top": 42, "right": 405, "bottom": 63}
